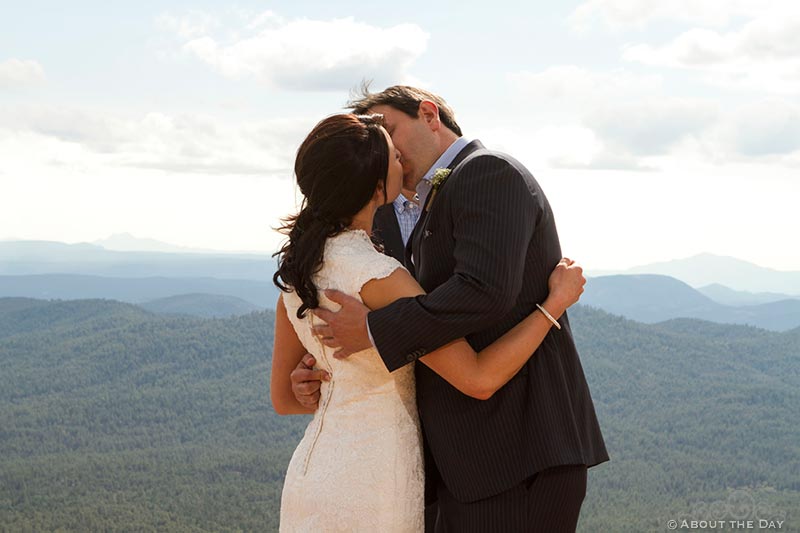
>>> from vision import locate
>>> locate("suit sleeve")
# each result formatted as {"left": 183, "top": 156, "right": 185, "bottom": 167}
{"left": 368, "top": 154, "right": 541, "bottom": 371}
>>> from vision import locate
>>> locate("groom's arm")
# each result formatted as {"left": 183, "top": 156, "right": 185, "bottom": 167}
{"left": 369, "top": 154, "right": 541, "bottom": 372}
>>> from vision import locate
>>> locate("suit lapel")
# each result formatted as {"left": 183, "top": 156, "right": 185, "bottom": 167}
{"left": 406, "top": 140, "right": 485, "bottom": 274}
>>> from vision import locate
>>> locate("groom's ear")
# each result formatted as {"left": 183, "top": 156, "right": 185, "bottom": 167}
{"left": 418, "top": 101, "right": 441, "bottom": 132}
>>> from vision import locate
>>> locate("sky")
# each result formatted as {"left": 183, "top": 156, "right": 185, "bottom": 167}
{"left": 1, "top": 0, "right": 799, "bottom": 271}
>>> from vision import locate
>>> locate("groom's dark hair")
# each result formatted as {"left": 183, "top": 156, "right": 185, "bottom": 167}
{"left": 347, "top": 83, "right": 463, "bottom": 137}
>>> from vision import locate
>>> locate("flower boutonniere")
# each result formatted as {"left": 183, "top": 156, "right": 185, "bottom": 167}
{"left": 425, "top": 168, "right": 452, "bottom": 213}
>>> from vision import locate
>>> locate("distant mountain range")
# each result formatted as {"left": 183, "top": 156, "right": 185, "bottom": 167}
{"left": 4, "top": 239, "right": 800, "bottom": 331}
{"left": 697, "top": 283, "right": 799, "bottom": 306}
{"left": 0, "top": 240, "right": 275, "bottom": 281}
{"left": 139, "top": 293, "right": 263, "bottom": 318}
{"left": 583, "top": 274, "right": 800, "bottom": 331}
{"left": 6, "top": 241, "right": 798, "bottom": 295}
{"left": 0, "top": 274, "right": 279, "bottom": 309}
{"left": 92, "top": 233, "right": 229, "bottom": 254}
{"left": 592, "top": 253, "right": 800, "bottom": 295}
{"left": 0, "top": 239, "right": 281, "bottom": 309}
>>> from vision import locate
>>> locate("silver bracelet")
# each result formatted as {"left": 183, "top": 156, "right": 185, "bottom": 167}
{"left": 536, "top": 303, "right": 561, "bottom": 330}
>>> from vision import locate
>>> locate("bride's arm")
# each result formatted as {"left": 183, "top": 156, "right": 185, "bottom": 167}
{"left": 359, "top": 261, "right": 584, "bottom": 400}
{"left": 271, "top": 294, "right": 320, "bottom": 415}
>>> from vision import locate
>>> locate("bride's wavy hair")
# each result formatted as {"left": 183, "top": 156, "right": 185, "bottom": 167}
{"left": 273, "top": 113, "right": 390, "bottom": 318}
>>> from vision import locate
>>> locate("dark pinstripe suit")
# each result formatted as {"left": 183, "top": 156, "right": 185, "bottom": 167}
{"left": 368, "top": 140, "right": 608, "bottom": 529}
{"left": 373, "top": 204, "right": 406, "bottom": 264}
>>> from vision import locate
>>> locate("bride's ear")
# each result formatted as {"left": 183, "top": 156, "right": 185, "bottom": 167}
{"left": 372, "top": 180, "right": 386, "bottom": 203}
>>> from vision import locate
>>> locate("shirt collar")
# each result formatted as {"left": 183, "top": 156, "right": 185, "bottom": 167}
{"left": 392, "top": 192, "right": 417, "bottom": 215}
{"left": 415, "top": 136, "right": 470, "bottom": 206}
{"left": 420, "top": 136, "right": 471, "bottom": 185}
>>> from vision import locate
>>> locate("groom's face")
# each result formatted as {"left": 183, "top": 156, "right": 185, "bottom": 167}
{"left": 369, "top": 104, "right": 440, "bottom": 191}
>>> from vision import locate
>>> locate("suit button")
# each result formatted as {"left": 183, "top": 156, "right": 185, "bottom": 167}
{"left": 406, "top": 354, "right": 415, "bottom": 362}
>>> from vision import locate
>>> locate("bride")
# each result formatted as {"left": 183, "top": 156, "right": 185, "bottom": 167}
{"left": 270, "top": 113, "right": 585, "bottom": 532}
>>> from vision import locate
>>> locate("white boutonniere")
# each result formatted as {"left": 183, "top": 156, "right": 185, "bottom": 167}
{"left": 430, "top": 168, "right": 451, "bottom": 188}
{"left": 425, "top": 168, "right": 452, "bottom": 213}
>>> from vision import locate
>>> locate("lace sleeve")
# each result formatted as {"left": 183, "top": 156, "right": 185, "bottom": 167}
{"left": 319, "top": 230, "right": 406, "bottom": 299}
{"left": 350, "top": 250, "right": 404, "bottom": 296}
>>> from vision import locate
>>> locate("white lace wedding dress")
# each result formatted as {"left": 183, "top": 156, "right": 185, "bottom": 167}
{"left": 279, "top": 229, "right": 424, "bottom": 532}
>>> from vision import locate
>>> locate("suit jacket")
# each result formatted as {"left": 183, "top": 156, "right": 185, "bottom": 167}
{"left": 369, "top": 140, "right": 609, "bottom": 503}
{"left": 372, "top": 203, "right": 406, "bottom": 264}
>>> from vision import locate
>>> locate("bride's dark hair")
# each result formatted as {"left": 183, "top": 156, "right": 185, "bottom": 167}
{"left": 273, "top": 113, "right": 390, "bottom": 318}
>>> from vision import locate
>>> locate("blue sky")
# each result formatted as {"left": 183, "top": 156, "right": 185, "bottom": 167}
{"left": 2, "top": 1, "right": 799, "bottom": 270}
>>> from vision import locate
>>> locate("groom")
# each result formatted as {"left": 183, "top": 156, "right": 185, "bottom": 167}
{"left": 293, "top": 86, "right": 608, "bottom": 532}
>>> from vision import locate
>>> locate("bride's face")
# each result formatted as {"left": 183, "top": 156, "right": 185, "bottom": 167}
{"left": 382, "top": 127, "right": 403, "bottom": 204}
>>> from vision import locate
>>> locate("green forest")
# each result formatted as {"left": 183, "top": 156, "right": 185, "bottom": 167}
{"left": 1, "top": 297, "right": 797, "bottom": 532}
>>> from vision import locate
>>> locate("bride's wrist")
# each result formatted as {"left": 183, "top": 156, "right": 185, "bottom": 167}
{"left": 540, "top": 296, "right": 567, "bottom": 320}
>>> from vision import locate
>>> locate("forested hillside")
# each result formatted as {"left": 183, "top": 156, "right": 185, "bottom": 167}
{"left": 570, "top": 306, "right": 798, "bottom": 531}
{"left": 1, "top": 299, "right": 797, "bottom": 531}
{"left": 0, "top": 298, "right": 297, "bottom": 531}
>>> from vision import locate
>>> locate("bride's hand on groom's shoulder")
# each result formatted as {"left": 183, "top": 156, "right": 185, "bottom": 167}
{"left": 546, "top": 258, "right": 586, "bottom": 315}
{"left": 312, "top": 290, "right": 373, "bottom": 359}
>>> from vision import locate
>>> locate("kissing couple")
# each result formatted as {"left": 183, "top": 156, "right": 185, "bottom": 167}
{"left": 270, "top": 85, "right": 608, "bottom": 532}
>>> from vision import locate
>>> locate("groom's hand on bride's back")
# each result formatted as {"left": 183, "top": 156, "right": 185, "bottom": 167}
{"left": 311, "top": 290, "right": 372, "bottom": 359}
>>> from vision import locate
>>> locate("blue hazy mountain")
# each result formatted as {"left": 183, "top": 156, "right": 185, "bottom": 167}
{"left": 583, "top": 274, "right": 800, "bottom": 331}
{"left": 92, "top": 233, "right": 230, "bottom": 254}
{"left": 0, "top": 240, "right": 275, "bottom": 280}
{"left": 6, "top": 240, "right": 799, "bottom": 330}
{"left": 591, "top": 253, "right": 800, "bottom": 295}
{"left": 0, "top": 273, "right": 280, "bottom": 308}
{"left": 139, "top": 293, "right": 263, "bottom": 318}
{"left": 697, "top": 283, "right": 799, "bottom": 306}
{"left": 0, "top": 240, "right": 284, "bottom": 308}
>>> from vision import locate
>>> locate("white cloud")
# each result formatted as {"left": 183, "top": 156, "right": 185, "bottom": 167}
{"left": 624, "top": 28, "right": 730, "bottom": 66}
{"left": 622, "top": 8, "right": 800, "bottom": 93}
{"left": 577, "top": 96, "right": 800, "bottom": 165}
{"left": 0, "top": 145, "right": 298, "bottom": 254}
{"left": 550, "top": 150, "right": 656, "bottom": 171}
{"left": 245, "top": 10, "right": 284, "bottom": 31}
{"left": 480, "top": 121, "right": 654, "bottom": 172}
{"left": 163, "top": 12, "right": 429, "bottom": 91}
{"left": 508, "top": 66, "right": 662, "bottom": 114}
{"left": 507, "top": 67, "right": 715, "bottom": 168}
{"left": 622, "top": 12, "right": 800, "bottom": 64}
{"left": 716, "top": 99, "right": 800, "bottom": 158}
{"left": 1, "top": 106, "right": 314, "bottom": 176}
{"left": 0, "top": 58, "right": 46, "bottom": 87}
{"left": 0, "top": 108, "right": 310, "bottom": 253}
{"left": 565, "top": 4, "right": 800, "bottom": 162}
{"left": 156, "top": 11, "right": 219, "bottom": 39}
{"left": 0, "top": 108, "right": 306, "bottom": 254}
{"left": 569, "top": 0, "right": 784, "bottom": 31}
{"left": 585, "top": 97, "right": 719, "bottom": 156}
